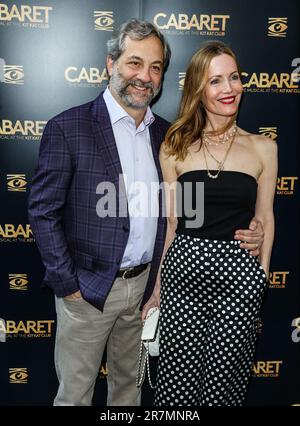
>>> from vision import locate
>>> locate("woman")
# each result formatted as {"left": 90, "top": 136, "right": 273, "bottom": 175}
{"left": 144, "top": 41, "right": 277, "bottom": 406}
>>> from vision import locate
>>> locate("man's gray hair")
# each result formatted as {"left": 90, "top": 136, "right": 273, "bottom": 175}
{"left": 107, "top": 18, "right": 171, "bottom": 68}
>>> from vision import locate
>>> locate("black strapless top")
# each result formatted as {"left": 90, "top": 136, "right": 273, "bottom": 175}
{"left": 176, "top": 170, "right": 257, "bottom": 241}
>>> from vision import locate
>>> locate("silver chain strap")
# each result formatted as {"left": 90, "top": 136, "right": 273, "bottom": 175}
{"left": 136, "top": 338, "right": 157, "bottom": 389}
{"left": 136, "top": 307, "right": 159, "bottom": 389}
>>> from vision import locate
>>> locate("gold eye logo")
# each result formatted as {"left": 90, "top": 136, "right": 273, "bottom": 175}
{"left": 179, "top": 72, "right": 186, "bottom": 90}
{"left": 259, "top": 127, "right": 278, "bottom": 140}
{"left": 3, "top": 65, "right": 24, "bottom": 84}
{"left": 268, "top": 18, "right": 288, "bottom": 37}
{"left": 9, "top": 368, "right": 28, "bottom": 383}
{"left": 7, "top": 174, "right": 27, "bottom": 192}
{"left": 9, "top": 274, "right": 28, "bottom": 290}
{"left": 94, "top": 12, "right": 114, "bottom": 31}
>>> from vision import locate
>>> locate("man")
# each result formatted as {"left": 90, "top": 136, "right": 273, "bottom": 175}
{"left": 28, "top": 19, "right": 263, "bottom": 406}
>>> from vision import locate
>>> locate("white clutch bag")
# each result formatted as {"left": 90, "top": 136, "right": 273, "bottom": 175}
{"left": 136, "top": 307, "right": 160, "bottom": 388}
{"left": 141, "top": 307, "right": 160, "bottom": 355}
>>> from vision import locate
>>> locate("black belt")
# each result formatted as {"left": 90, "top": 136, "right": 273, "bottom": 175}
{"left": 116, "top": 263, "right": 149, "bottom": 279}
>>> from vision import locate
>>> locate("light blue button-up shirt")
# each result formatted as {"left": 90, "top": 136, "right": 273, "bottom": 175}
{"left": 103, "top": 87, "right": 159, "bottom": 268}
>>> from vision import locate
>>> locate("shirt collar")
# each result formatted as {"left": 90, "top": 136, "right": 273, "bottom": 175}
{"left": 103, "top": 87, "right": 155, "bottom": 128}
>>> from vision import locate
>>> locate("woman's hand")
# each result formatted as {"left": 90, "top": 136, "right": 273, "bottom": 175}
{"left": 141, "top": 291, "right": 160, "bottom": 321}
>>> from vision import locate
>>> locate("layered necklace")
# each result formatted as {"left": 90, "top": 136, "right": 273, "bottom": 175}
{"left": 202, "top": 122, "right": 237, "bottom": 179}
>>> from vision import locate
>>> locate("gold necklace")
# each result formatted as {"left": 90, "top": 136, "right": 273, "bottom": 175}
{"left": 203, "top": 121, "right": 237, "bottom": 146}
{"left": 203, "top": 142, "right": 223, "bottom": 166}
{"left": 202, "top": 128, "right": 236, "bottom": 179}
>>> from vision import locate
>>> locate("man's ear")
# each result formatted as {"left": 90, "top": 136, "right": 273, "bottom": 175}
{"left": 106, "top": 56, "right": 114, "bottom": 77}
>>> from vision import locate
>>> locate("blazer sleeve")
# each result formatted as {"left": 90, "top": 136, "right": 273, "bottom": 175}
{"left": 28, "top": 118, "right": 79, "bottom": 297}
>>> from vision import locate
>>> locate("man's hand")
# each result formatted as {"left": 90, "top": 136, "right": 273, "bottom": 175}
{"left": 234, "top": 217, "right": 264, "bottom": 256}
{"left": 64, "top": 290, "right": 82, "bottom": 300}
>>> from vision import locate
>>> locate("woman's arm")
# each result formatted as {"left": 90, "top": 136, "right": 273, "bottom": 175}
{"left": 254, "top": 135, "right": 278, "bottom": 276}
{"left": 141, "top": 144, "right": 178, "bottom": 320}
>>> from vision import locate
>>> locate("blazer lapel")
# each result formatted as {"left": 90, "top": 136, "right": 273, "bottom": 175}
{"left": 149, "top": 122, "right": 163, "bottom": 183}
{"left": 90, "top": 93, "right": 129, "bottom": 216}
{"left": 90, "top": 93, "right": 123, "bottom": 185}
{"left": 92, "top": 93, "right": 163, "bottom": 185}
{"left": 90, "top": 94, "right": 164, "bottom": 214}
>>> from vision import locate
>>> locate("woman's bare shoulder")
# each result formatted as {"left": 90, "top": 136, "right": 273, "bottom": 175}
{"left": 238, "top": 127, "right": 277, "bottom": 153}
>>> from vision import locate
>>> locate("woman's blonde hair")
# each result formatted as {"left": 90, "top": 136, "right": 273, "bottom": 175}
{"left": 164, "top": 41, "right": 241, "bottom": 161}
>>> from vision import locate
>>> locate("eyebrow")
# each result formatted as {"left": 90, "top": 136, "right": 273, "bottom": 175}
{"left": 208, "top": 70, "right": 239, "bottom": 79}
{"left": 127, "top": 55, "right": 163, "bottom": 65}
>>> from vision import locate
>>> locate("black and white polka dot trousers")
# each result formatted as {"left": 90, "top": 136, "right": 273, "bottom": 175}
{"left": 154, "top": 234, "right": 268, "bottom": 406}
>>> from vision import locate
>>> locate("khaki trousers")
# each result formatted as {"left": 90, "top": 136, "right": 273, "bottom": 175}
{"left": 53, "top": 266, "right": 149, "bottom": 406}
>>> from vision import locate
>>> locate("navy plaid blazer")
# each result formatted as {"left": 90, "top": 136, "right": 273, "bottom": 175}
{"left": 28, "top": 92, "right": 169, "bottom": 311}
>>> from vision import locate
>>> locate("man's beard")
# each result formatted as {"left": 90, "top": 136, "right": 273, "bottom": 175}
{"left": 110, "top": 67, "right": 161, "bottom": 109}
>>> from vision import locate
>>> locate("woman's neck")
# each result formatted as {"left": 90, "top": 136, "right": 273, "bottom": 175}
{"left": 204, "top": 115, "right": 233, "bottom": 133}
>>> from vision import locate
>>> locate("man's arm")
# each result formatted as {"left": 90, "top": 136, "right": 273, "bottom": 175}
{"left": 234, "top": 217, "right": 264, "bottom": 256}
{"left": 28, "top": 119, "right": 79, "bottom": 297}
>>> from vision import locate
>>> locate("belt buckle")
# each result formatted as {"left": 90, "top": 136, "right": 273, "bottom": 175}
{"left": 121, "top": 268, "right": 133, "bottom": 280}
